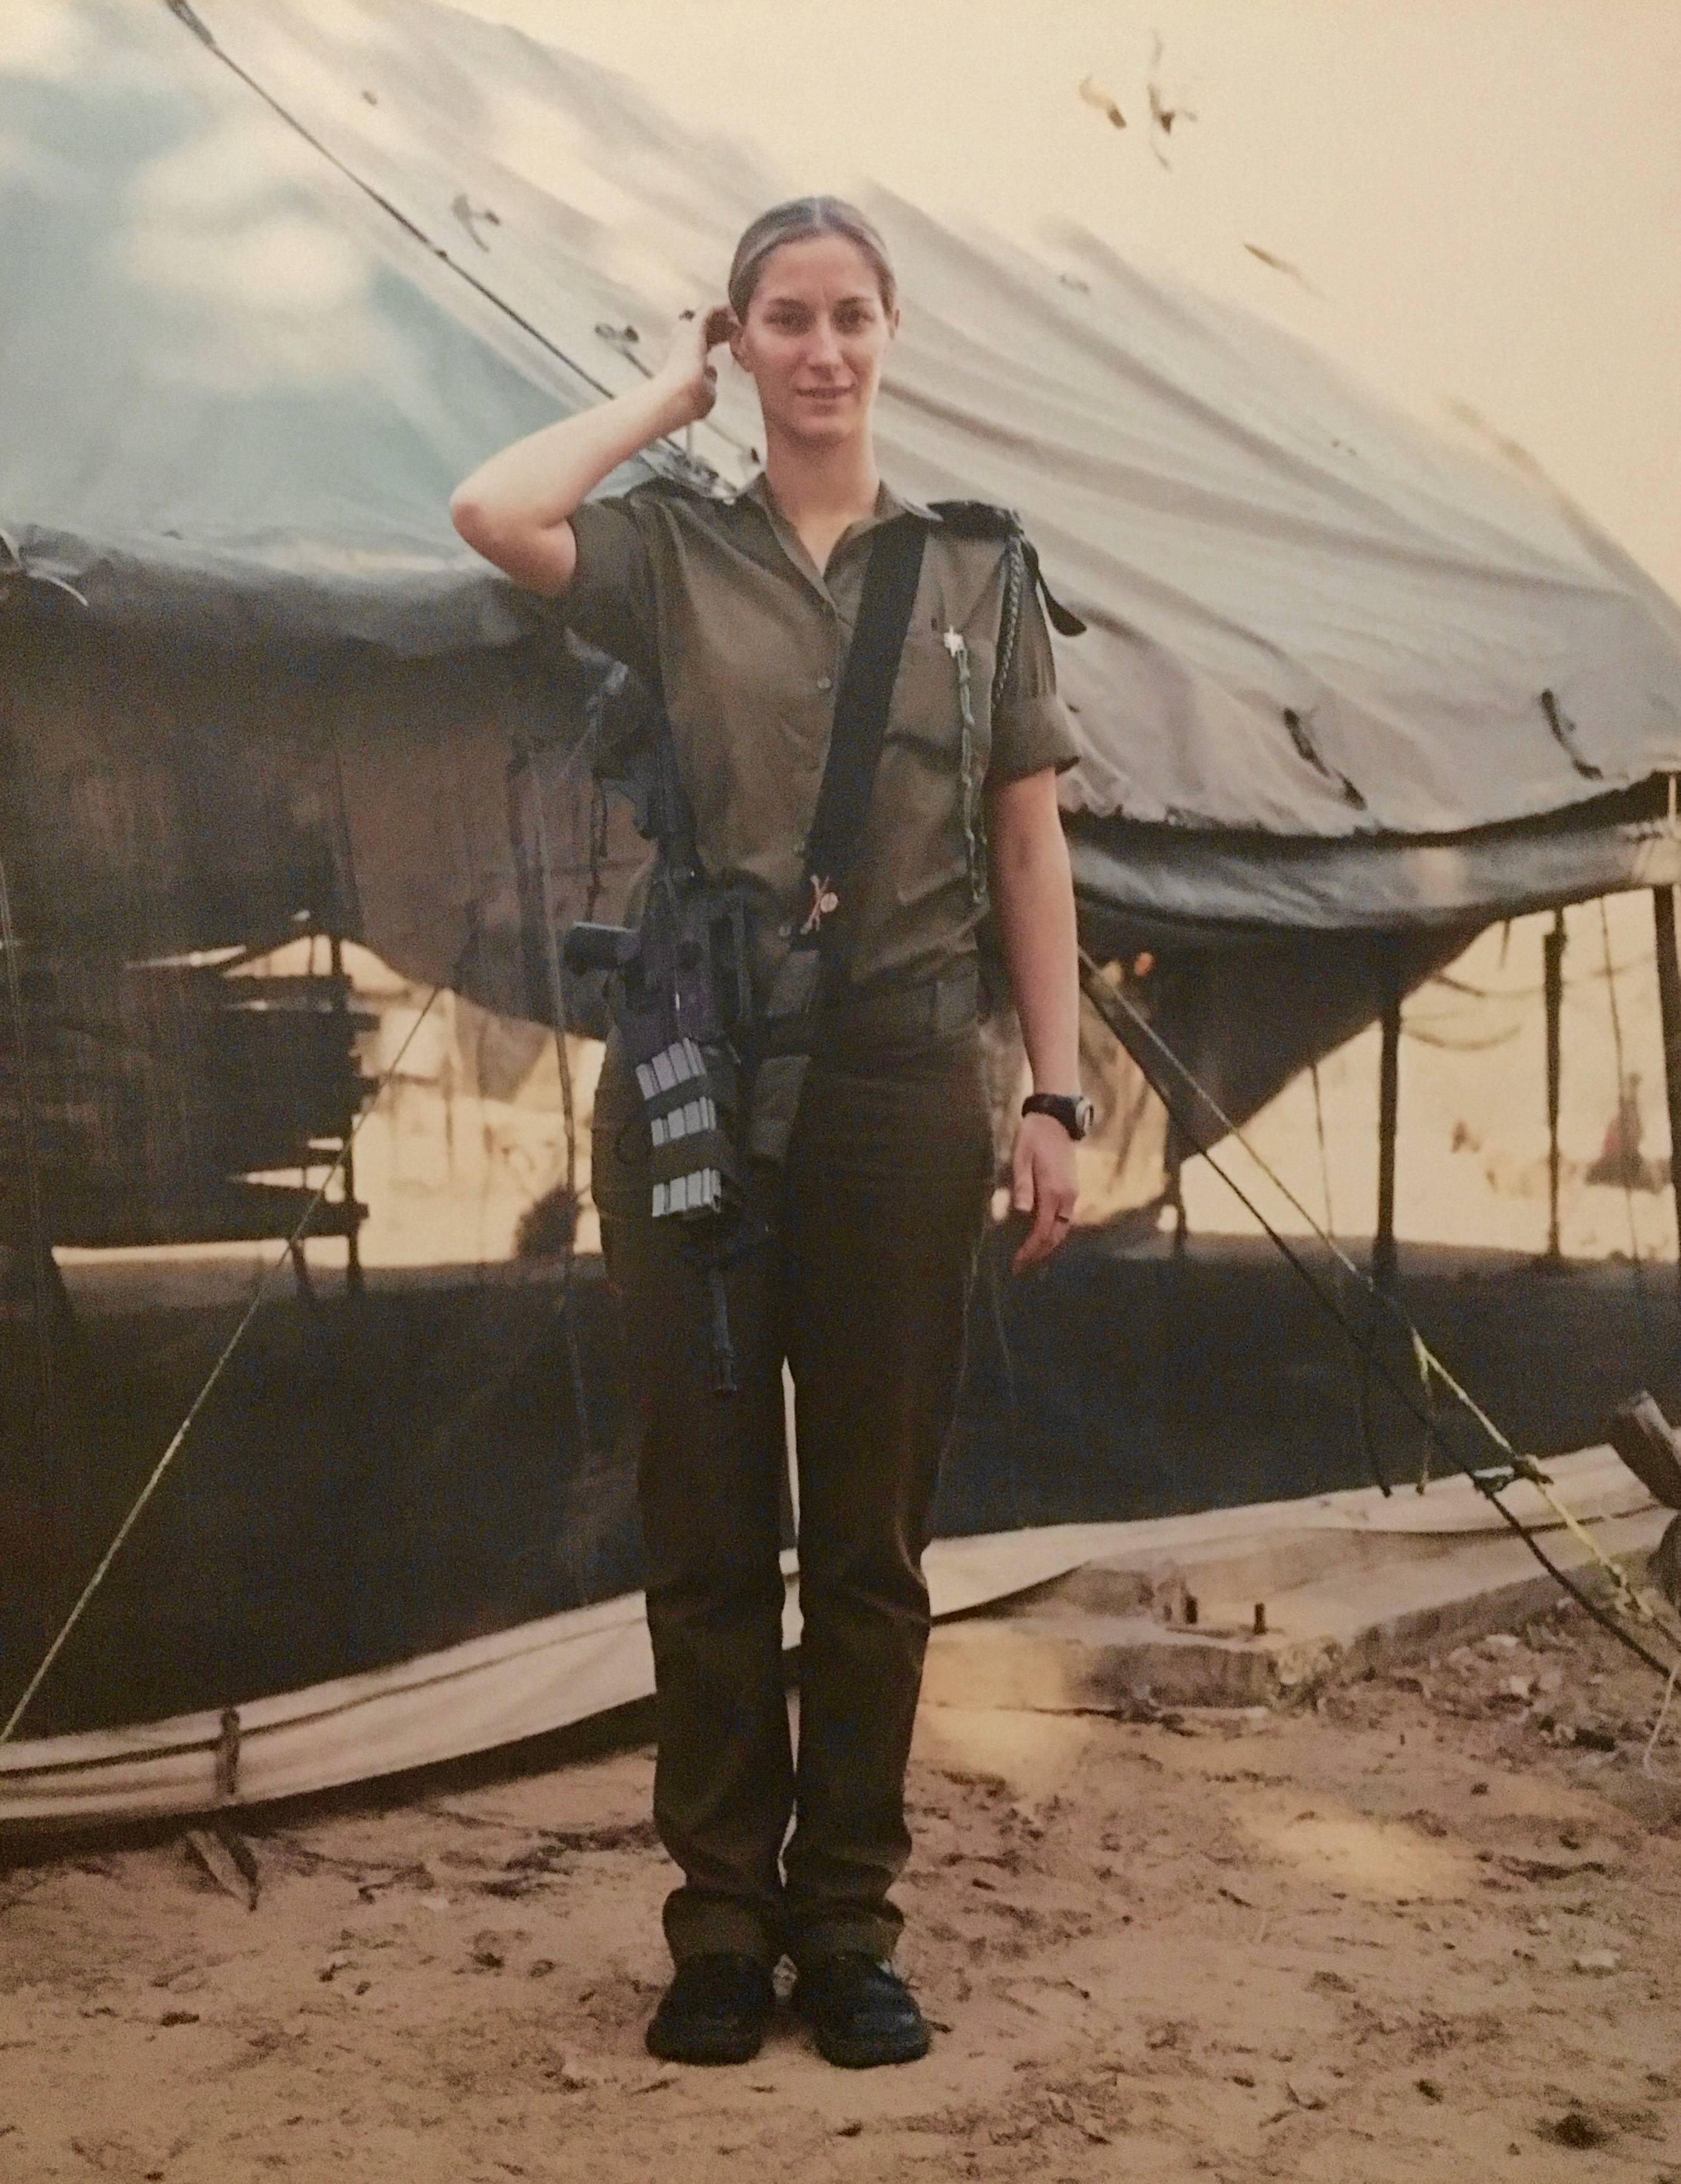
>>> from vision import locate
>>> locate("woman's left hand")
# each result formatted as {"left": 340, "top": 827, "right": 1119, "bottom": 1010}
{"left": 1010, "top": 1112, "right": 1080, "bottom": 1273}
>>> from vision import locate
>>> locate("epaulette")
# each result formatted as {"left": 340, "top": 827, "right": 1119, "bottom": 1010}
{"left": 927, "top": 497, "right": 1020, "bottom": 540}
{"left": 927, "top": 499, "right": 1086, "bottom": 637}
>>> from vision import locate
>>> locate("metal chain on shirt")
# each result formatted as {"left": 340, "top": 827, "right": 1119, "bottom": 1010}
{"left": 994, "top": 532, "right": 1027, "bottom": 700}
{"left": 947, "top": 536, "right": 1028, "bottom": 910}
{"left": 947, "top": 630, "right": 985, "bottom": 909}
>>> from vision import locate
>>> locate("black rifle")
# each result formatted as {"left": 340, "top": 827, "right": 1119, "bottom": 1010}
{"left": 564, "top": 685, "right": 754, "bottom": 1389}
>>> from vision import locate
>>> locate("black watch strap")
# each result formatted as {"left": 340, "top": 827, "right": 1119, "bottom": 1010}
{"left": 1022, "top": 1092, "right": 1094, "bottom": 1141}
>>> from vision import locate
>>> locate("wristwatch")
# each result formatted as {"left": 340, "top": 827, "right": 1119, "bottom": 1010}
{"left": 1022, "top": 1091, "right": 1096, "bottom": 1141}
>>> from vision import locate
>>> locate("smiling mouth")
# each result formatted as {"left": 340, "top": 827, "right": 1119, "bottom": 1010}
{"left": 797, "top": 386, "right": 851, "bottom": 400}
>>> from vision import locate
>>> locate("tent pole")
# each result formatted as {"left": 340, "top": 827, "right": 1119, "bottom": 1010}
{"left": 1374, "top": 955, "right": 1400, "bottom": 1289}
{"left": 1651, "top": 887, "right": 1681, "bottom": 1306}
{"left": 1166, "top": 1114, "right": 1188, "bottom": 1255}
{"left": 329, "top": 927, "right": 363, "bottom": 1298}
{"left": 1543, "top": 911, "right": 1565, "bottom": 1261}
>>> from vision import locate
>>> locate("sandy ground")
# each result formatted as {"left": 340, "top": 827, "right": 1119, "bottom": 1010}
{"left": 3, "top": 1603, "right": 1679, "bottom": 2184}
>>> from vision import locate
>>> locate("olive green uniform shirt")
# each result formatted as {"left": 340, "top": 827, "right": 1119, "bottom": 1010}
{"left": 560, "top": 473, "right": 1079, "bottom": 992}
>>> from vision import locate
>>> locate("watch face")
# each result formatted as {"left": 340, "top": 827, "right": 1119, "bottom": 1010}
{"left": 1073, "top": 1096, "right": 1096, "bottom": 1140}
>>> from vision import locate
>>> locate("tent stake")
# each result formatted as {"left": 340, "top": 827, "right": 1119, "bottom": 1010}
{"left": 1651, "top": 887, "right": 1681, "bottom": 1306}
{"left": 1374, "top": 957, "right": 1400, "bottom": 1288}
{"left": 1543, "top": 910, "right": 1566, "bottom": 1261}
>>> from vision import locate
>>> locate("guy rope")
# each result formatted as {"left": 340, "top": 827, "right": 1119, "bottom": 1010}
{"left": 1079, "top": 949, "right": 1681, "bottom": 1687}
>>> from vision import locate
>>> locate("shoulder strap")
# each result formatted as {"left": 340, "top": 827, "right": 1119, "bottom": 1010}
{"left": 799, "top": 516, "right": 928, "bottom": 941}
{"left": 1021, "top": 538, "right": 1087, "bottom": 637}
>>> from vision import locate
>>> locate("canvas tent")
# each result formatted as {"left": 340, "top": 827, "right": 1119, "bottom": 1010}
{"left": 9, "top": 0, "right": 1681, "bottom": 1139}
{"left": 4, "top": 0, "right": 1681, "bottom": 1816}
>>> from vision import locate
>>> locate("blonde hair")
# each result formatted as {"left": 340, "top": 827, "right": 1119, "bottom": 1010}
{"left": 727, "top": 196, "right": 897, "bottom": 321}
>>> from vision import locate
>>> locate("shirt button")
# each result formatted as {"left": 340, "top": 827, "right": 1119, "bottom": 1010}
{"left": 777, "top": 921, "right": 793, "bottom": 939}
{"left": 815, "top": 674, "right": 833, "bottom": 692}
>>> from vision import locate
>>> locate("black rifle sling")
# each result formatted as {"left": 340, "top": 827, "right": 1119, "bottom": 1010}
{"left": 799, "top": 516, "right": 928, "bottom": 945}
{"left": 743, "top": 515, "right": 928, "bottom": 1170}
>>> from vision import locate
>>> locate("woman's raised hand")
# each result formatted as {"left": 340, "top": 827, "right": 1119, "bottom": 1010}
{"left": 450, "top": 308, "right": 732, "bottom": 592}
{"left": 655, "top": 305, "right": 735, "bottom": 428}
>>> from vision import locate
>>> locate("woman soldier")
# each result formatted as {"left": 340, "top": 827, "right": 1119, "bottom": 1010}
{"left": 451, "top": 198, "right": 1088, "bottom": 2069}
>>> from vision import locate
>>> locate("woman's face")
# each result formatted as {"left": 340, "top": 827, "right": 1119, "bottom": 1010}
{"left": 730, "top": 234, "right": 897, "bottom": 449}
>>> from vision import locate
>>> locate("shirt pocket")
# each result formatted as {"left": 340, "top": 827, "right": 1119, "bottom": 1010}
{"left": 888, "top": 631, "right": 995, "bottom": 763}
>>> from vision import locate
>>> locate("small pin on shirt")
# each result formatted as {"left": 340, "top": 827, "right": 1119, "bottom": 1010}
{"left": 801, "top": 873, "right": 841, "bottom": 936}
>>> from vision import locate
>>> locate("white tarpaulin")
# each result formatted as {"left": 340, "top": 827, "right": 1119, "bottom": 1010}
{"left": 0, "top": 1449, "right": 1652, "bottom": 1831}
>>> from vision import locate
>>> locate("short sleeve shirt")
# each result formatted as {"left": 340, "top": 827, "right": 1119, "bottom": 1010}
{"left": 556, "top": 472, "right": 1078, "bottom": 991}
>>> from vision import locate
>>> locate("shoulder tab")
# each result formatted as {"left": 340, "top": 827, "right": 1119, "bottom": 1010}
{"left": 927, "top": 497, "right": 1021, "bottom": 540}
{"left": 927, "top": 500, "right": 1085, "bottom": 634}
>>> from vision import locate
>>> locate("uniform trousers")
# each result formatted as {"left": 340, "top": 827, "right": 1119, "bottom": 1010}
{"left": 593, "top": 1016, "right": 993, "bottom": 1969}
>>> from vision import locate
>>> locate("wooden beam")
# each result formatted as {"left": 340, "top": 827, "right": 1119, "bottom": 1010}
{"left": 1605, "top": 1389, "right": 1681, "bottom": 1512}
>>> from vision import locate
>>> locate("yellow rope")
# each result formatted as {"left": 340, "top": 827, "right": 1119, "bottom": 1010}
{"left": 1411, "top": 1343, "right": 1664, "bottom": 1625}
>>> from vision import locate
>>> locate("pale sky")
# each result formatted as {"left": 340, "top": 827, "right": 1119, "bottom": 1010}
{"left": 465, "top": 0, "right": 1680, "bottom": 600}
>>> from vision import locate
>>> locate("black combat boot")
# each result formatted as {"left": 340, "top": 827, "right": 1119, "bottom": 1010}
{"left": 645, "top": 1952, "right": 776, "bottom": 2065}
{"left": 794, "top": 1953, "right": 931, "bottom": 2068}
